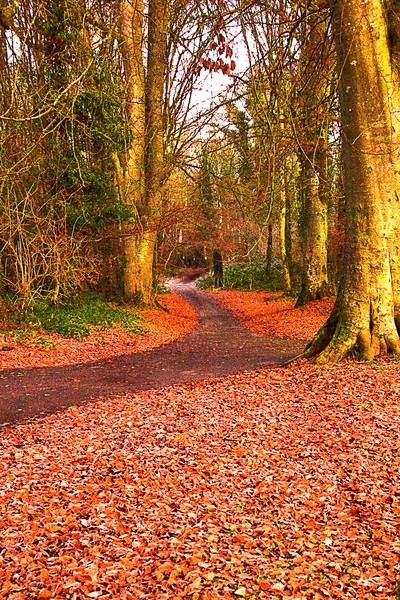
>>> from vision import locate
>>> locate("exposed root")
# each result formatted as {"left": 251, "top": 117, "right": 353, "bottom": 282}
{"left": 284, "top": 297, "right": 400, "bottom": 365}
{"left": 312, "top": 331, "right": 357, "bottom": 364}
{"left": 283, "top": 300, "right": 339, "bottom": 365}
{"left": 154, "top": 297, "right": 169, "bottom": 313}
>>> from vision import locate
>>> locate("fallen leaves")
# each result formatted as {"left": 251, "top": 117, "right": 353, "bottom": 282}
{"left": 0, "top": 292, "right": 198, "bottom": 370}
{"left": 0, "top": 360, "right": 399, "bottom": 598}
{"left": 0, "top": 287, "right": 399, "bottom": 597}
{"left": 209, "top": 290, "right": 334, "bottom": 340}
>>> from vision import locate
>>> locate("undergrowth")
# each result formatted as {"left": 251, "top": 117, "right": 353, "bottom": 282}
{"left": 1, "top": 295, "right": 147, "bottom": 341}
{"left": 33, "top": 296, "right": 146, "bottom": 340}
{"left": 197, "top": 262, "right": 285, "bottom": 291}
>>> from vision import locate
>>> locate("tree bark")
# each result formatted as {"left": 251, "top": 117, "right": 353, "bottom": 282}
{"left": 265, "top": 223, "right": 273, "bottom": 278}
{"left": 279, "top": 183, "right": 291, "bottom": 293}
{"left": 303, "top": 0, "right": 400, "bottom": 362}
{"left": 119, "top": 0, "right": 146, "bottom": 300}
{"left": 295, "top": 9, "right": 331, "bottom": 306}
{"left": 295, "top": 146, "right": 329, "bottom": 306}
{"left": 213, "top": 249, "right": 223, "bottom": 287}
{"left": 140, "top": 0, "right": 169, "bottom": 304}
{"left": 118, "top": 0, "right": 168, "bottom": 304}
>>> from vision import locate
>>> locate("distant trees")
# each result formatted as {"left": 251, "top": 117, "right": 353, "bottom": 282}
{"left": 0, "top": 0, "right": 224, "bottom": 309}
{"left": 193, "top": 0, "right": 400, "bottom": 362}
{"left": 205, "top": 0, "right": 337, "bottom": 298}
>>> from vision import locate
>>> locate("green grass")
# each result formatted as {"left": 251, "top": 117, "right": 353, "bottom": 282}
{"left": 30, "top": 295, "right": 147, "bottom": 340}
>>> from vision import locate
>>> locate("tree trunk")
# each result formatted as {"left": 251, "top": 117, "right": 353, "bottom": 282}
{"left": 303, "top": 0, "right": 400, "bottom": 363}
{"left": 279, "top": 183, "right": 291, "bottom": 293}
{"left": 140, "top": 0, "right": 169, "bottom": 304}
{"left": 119, "top": 0, "right": 146, "bottom": 300}
{"left": 265, "top": 223, "right": 273, "bottom": 278}
{"left": 213, "top": 249, "right": 223, "bottom": 287}
{"left": 295, "top": 147, "right": 329, "bottom": 307}
{"left": 118, "top": 0, "right": 168, "bottom": 304}
{"left": 284, "top": 178, "right": 293, "bottom": 280}
{"left": 386, "top": 0, "right": 400, "bottom": 325}
{"left": 295, "top": 10, "right": 331, "bottom": 307}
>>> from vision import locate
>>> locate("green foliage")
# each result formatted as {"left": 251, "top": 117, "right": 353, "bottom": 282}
{"left": 197, "top": 262, "right": 285, "bottom": 291}
{"left": 63, "top": 164, "right": 134, "bottom": 232}
{"left": 36, "top": 336, "right": 57, "bottom": 349}
{"left": 32, "top": 296, "right": 146, "bottom": 340}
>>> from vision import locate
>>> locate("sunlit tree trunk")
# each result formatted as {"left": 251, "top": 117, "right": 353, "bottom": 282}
{"left": 304, "top": 0, "right": 400, "bottom": 362}
{"left": 278, "top": 182, "right": 291, "bottom": 293}
{"left": 140, "top": 0, "right": 168, "bottom": 304}
{"left": 386, "top": 0, "right": 400, "bottom": 325}
{"left": 119, "top": 0, "right": 146, "bottom": 300}
{"left": 296, "top": 143, "right": 329, "bottom": 306}
{"left": 284, "top": 175, "right": 293, "bottom": 280}
{"left": 118, "top": 0, "right": 168, "bottom": 304}
{"left": 265, "top": 222, "right": 272, "bottom": 278}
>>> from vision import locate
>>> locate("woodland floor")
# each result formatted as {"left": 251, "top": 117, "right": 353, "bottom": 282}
{"left": 0, "top": 282, "right": 399, "bottom": 599}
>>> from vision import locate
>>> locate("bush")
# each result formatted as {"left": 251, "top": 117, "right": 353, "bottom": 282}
{"left": 197, "top": 262, "right": 285, "bottom": 291}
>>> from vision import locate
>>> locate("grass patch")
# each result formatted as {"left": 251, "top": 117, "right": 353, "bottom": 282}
{"left": 30, "top": 296, "right": 147, "bottom": 340}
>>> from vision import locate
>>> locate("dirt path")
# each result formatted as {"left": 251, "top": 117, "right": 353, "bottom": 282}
{"left": 0, "top": 282, "right": 304, "bottom": 426}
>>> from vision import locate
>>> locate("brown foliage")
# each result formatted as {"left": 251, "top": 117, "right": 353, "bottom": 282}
{"left": 1, "top": 361, "right": 399, "bottom": 598}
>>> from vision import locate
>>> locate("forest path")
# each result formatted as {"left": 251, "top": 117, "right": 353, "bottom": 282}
{"left": 0, "top": 281, "right": 304, "bottom": 426}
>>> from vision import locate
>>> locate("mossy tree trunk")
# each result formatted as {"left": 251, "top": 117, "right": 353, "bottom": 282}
{"left": 295, "top": 9, "right": 331, "bottom": 306}
{"left": 265, "top": 223, "right": 273, "bottom": 278}
{"left": 278, "top": 181, "right": 291, "bottom": 293}
{"left": 386, "top": 0, "right": 400, "bottom": 324}
{"left": 295, "top": 142, "right": 329, "bottom": 306}
{"left": 303, "top": 0, "right": 400, "bottom": 363}
{"left": 118, "top": 0, "right": 168, "bottom": 304}
{"left": 284, "top": 176, "right": 293, "bottom": 280}
{"left": 119, "top": 0, "right": 146, "bottom": 300}
{"left": 141, "top": 0, "right": 168, "bottom": 304}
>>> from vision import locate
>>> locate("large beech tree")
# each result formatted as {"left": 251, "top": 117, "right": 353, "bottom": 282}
{"left": 117, "top": 0, "right": 168, "bottom": 304}
{"left": 118, "top": 0, "right": 146, "bottom": 301}
{"left": 302, "top": 0, "right": 400, "bottom": 362}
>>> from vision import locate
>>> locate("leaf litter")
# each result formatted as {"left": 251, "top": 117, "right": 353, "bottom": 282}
{"left": 0, "top": 292, "right": 198, "bottom": 370}
{"left": 0, "top": 290, "right": 399, "bottom": 599}
{"left": 209, "top": 290, "right": 334, "bottom": 341}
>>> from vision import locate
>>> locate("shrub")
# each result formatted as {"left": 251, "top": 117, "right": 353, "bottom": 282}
{"left": 197, "top": 262, "right": 285, "bottom": 291}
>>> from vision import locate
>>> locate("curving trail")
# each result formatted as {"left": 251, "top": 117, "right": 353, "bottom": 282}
{"left": 0, "top": 282, "right": 303, "bottom": 426}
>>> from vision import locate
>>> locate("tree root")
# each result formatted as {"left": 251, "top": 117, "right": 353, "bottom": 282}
{"left": 285, "top": 299, "right": 400, "bottom": 365}
{"left": 154, "top": 297, "right": 169, "bottom": 313}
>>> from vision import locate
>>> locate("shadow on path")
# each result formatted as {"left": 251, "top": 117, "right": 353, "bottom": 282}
{"left": 0, "top": 282, "right": 304, "bottom": 426}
